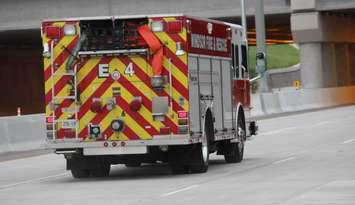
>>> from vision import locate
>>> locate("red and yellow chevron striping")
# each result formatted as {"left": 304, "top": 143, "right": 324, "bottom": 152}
{"left": 43, "top": 16, "right": 189, "bottom": 141}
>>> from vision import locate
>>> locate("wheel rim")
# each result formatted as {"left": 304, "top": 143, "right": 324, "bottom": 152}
{"left": 201, "top": 133, "right": 208, "bottom": 163}
{"left": 237, "top": 122, "right": 245, "bottom": 153}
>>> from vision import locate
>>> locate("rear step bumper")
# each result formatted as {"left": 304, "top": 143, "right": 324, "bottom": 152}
{"left": 46, "top": 134, "right": 195, "bottom": 150}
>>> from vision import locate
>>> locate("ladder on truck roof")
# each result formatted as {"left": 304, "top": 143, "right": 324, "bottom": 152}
{"left": 47, "top": 40, "right": 79, "bottom": 141}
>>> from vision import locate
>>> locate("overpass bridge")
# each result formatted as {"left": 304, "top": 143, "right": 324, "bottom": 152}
{"left": 1, "top": 0, "right": 355, "bottom": 116}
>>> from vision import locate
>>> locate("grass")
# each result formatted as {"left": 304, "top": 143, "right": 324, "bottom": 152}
{"left": 248, "top": 44, "right": 300, "bottom": 78}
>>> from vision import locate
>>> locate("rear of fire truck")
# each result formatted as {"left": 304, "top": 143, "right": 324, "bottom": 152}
{"left": 41, "top": 14, "right": 256, "bottom": 178}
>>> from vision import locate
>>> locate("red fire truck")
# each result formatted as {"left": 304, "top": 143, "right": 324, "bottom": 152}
{"left": 41, "top": 14, "right": 257, "bottom": 178}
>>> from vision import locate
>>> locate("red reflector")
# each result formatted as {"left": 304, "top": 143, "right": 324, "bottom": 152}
{"left": 177, "top": 111, "right": 188, "bottom": 118}
{"left": 160, "top": 127, "right": 171, "bottom": 135}
{"left": 57, "top": 129, "right": 75, "bottom": 139}
{"left": 46, "top": 116, "right": 54, "bottom": 123}
{"left": 45, "top": 26, "right": 62, "bottom": 39}
{"left": 167, "top": 21, "right": 182, "bottom": 33}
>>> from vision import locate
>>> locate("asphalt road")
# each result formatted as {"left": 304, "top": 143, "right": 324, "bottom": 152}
{"left": 1, "top": 106, "right": 355, "bottom": 205}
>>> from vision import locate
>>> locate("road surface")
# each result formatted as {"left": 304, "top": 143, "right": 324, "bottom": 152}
{"left": 1, "top": 106, "right": 355, "bottom": 205}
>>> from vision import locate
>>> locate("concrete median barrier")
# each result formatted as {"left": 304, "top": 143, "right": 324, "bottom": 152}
{"left": 1, "top": 86, "right": 355, "bottom": 154}
{"left": 0, "top": 114, "right": 45, "bottom": 154}
{"left": 251, "top": 85, "right": 355, "bottom": 118}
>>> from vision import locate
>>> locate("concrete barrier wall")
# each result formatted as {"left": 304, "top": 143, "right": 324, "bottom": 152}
{"left": 0, "top": 114, "right": 45, "bottom": 153}
{"left": 251, "top": 85, "right": 355, "bottom": 117}
{"left": 1, "top": 85, "right": 355, "bottom": 153}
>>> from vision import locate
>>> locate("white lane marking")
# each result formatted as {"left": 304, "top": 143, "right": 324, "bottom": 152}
{"left": 307, "top": 120, "right": 335, "bottom": 128}
{"left": 341, "top": 139, "right": 355, "bottom": 144}
{"left": 273, "top": 156, "right": 296, "bottom": 165}
{"left": 0, "top": 172, "right": 68, "bottom": 191}
{"left": 161, "top": 185, "right": 199, "bottom": 197}
{"left": 261, "top": 126, "right": 297, "bottom": 136}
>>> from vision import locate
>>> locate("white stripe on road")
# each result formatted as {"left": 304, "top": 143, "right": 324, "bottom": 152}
{"left": 0, "top": 172, "right": 68, "bottom": 191}
{"left": 273, "top": 156, "right": 296, "bottom": 165}
{"left": 161, "top": 185, "right": 199, "bottom": 197}
{"left": 261, "top": 126, "right": 297, "bottom": 136}
{"left": 341, "top": 139, "right": 355, "bottom": 144}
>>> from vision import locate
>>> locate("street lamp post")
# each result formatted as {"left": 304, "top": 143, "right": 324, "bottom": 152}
{"left": 255, "top": 0, "right": 270, "bottom": 92}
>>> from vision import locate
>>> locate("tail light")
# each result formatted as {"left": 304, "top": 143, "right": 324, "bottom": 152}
{"left": 129, "top": 97, "right": 142, "bottom": 112}
{"left": 177, "top": 111, "right": 189, "bottom": 134}
{"left": 177, "top": 111, "right": 188, "bottom": 119}
{"left": 160, "top": 127, "right": 171, "bottom": 135}
{"left": 46, "top": 116, "right": 54, "bottom": 123}
{"left": 90, "top": 99, "right": 102, "bottom": 113}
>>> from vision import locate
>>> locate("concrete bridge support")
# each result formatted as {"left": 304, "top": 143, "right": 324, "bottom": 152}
{"left": 291, "top": 0, "right": 355, "bottom": 88}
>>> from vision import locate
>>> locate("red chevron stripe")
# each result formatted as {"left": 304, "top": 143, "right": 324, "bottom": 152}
{"left": 53, "top": 57, "right": 109, "bottom": 119}
{"left": 164, "top": 48, "right": 188, "bottom": 74}
{"left": 119, "top": 57, "right": 178, "bottom": 133}
{"left": 44, "top": 36, "right": 79, "bottom": 82}
{"left": 161, "top": 63, "right": 189, "bottom": 101}
{"left": 120, "top": 57, "right": 185, "bottom": 111}
{"left": 78, "top": 78, "right": 114, "bottom": 138}
{"left": 118, "top": 75, "right": 178, "bottom": 133}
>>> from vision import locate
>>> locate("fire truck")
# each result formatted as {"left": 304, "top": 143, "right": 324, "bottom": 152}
{"left": 41, "top": 14, "right": 257, "bottom": 178}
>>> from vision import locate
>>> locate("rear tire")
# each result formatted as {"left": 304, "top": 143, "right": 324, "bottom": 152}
{"left": 224, "top": 142, "right": 244, "bottom": 163}
{"left": 190, "top": 113, "right": 212, "bottom": 174}
{"left": 125, "top": 162, "right": 141, "bottom": 168}
{"left": 171, "top": 164, "right": 189, "bottom": 174}
{"left": 90, "top": 163, "right": 110, "bottom": 177}
{"left": 190, "top": 141, "right": 209, "bottom": 173}
{"left": 71, "top": 168, "right": 89, "bottom": 179}
{"left": 224, "top": 113, "right": 245, "bottom": 163}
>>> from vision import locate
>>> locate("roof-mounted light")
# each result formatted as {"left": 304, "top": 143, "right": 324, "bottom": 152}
{"left": 151, "top": 21, "right": 164, "bottom": 32}
{"left": 63, "top": 24, "right": 76, "bottom": 36}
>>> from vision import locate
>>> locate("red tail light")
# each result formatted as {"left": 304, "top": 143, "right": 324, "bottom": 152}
{"left": 160, "top": 127, "right": 171, "bottom": 135}
{"left": 45, "top": 26, "right": 62, "bottom": 39}
{"left": 46, "top": 116, "right": 54, "bottom": 123}
{"left": 90, "top": 100, "right": 102, "bottom": 113}
{"left": 177, "top": 111, "right": 188, "bottom": 118}
{"left": 130, "top": 97, "right": 142, "bottom": 111}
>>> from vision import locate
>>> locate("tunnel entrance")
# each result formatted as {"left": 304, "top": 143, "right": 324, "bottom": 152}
{"left": 0, "top": 29, "right": 43, "bottom": 116}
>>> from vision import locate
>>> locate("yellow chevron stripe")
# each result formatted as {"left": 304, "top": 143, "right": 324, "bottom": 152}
{"left": 44, "top": 37, "right": 78, "bottom": 95}
{"left": 163, "top": 17, "right": 176, "bottom": 22}
{"left": 100, "top": 83, "right": 155, "bottom": 140}
{"left": 55, "top": 58, "right": 102, "bottom": 119}
{"left": 130, "top": 56, "right": 187, "bottom": 90}
{"left": 79, "top": 80, "right": 152, "bottom": 140}
{"left": 179, "top": 27, "right": 187, "bottom": 42}
{"left": 154, "top": 32, "right": 187, "bottom": 65}
{"left": 109, "top": 132, "right": 130, "bottom": 141}
{"left": 78, "top": 81, "right": 106, "bottom": 134}
{"left": 162, "top": 57, "right": 188, "bottom": 89}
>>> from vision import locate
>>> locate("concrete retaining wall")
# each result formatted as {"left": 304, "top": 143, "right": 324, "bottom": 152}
{"left": 1, "top": 85, "right": 355, "bottom": 153}
{"left": 267, "top": 64, "right": 300, "bottom": 89}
